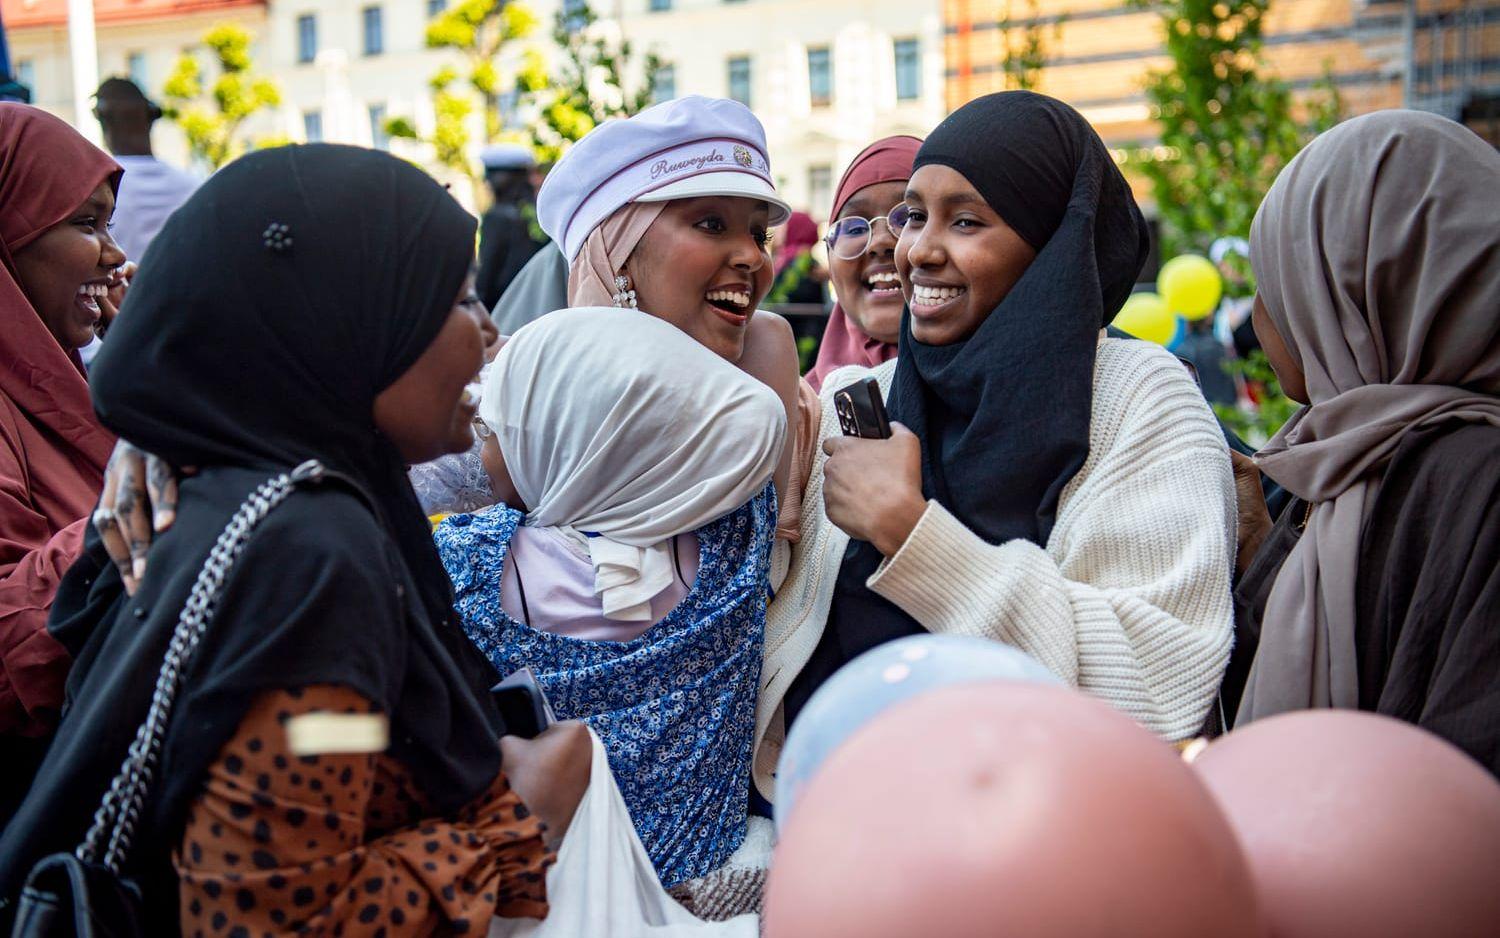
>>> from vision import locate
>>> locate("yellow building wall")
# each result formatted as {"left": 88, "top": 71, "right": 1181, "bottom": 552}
{"left": 943, "top": 0, "right": 1488, "bottom": 147}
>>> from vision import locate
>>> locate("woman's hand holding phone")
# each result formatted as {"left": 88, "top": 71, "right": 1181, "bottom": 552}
{"left": 822, "top": 422, "right": 927, "bottom": 557}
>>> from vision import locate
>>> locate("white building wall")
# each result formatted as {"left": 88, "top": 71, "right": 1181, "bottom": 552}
{"left": 11, "top": 0, "right": 947, "bottom": 216}
{"left": 584, "top": 0, "right": 947, "bottom": 219}
{"left": 8, "top": 7, "right": 274, "bottom": 169}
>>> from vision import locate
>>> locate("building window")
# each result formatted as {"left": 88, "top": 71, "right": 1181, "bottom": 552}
{"left": 649, "top": 0, "right": 672, "bottom": 10}
{"left": 297, "top": 14, "right": 318, "bottom": 64}
{"left": 808, "top": 165, "right": 833, "bottom": 218}
{"left": 727, "top": 56, "right": 751, "bottom": 108}
{"left": 16, "top": 59, "right": 35, "bottom": 93}
{"left": 427, "top": 0, "right": 447, "bottom": 16}
{"left": 127, "top": 52, "right": 148, "bottom": 89}
{"left": 499, "top": 89, "right": 520, "bottom": 126}
{"left": 807, "top": 46, "right": 832, "bottom": 107}
{"left": 652, "top": 64, "right": 676, "bottom": 104}
{"left": 363, "top": 7, "right": 384, "bottom": 56}
{"left": 894, "top": 38, "right": 920, "bottom": 101}
{"left": 368, "top": 104, "right": 389, "bottom": 149}
{"left": 303, "top": 110, "right": 323, "bottom": 143}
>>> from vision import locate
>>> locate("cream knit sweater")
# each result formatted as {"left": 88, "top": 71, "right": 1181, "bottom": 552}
{"left": 754, "top": 337, "right": 1236, "bottom": 799}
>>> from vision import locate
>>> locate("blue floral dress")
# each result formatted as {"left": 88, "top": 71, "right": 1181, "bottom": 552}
{"left": 434, "top": 486, "right": 775, "bottom": 887}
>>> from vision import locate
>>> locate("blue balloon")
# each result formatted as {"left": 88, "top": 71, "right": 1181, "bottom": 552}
{"left": 774, "top": 635, "right": 1060, "bottom": 831}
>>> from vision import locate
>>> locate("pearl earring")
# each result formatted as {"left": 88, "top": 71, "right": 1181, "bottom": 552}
{"left": 612, "top": 274, "right": 638, "bottom": 309}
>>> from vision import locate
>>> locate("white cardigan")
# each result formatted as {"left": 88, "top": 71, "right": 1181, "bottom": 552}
{"left": 754, "top": 337, "right": 1237, "bottom": 799}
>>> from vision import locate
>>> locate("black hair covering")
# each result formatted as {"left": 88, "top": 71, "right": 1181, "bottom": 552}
{"left": 787, "top": 92, "right": 1150, "bottom": 723}
{"left": 0, "top": 145, "right": 503, "bottom": 921}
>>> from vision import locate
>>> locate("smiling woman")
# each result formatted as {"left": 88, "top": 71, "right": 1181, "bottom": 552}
{"left": 807, "top": 135, "right": 921, "bottom": 392}
{"left": 539, "top": 95, "right": 804, "bottom": 527}
{"left": 0, "top": 104, "right": 123, "bottom": 787}
{"left": 466, "top": 95, "right": 807, "bottom": 915}
{"left": 11, "top": 182, "right": 127, "bottom": 351}
{"left": 757, "top": 94, "right": 1238, "bottom": 798}
{"left": 623, "top": 194, "right": 775, "bottom": 362}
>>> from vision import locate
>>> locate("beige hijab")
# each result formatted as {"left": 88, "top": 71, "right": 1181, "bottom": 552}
{"left": 566, "top": 201, "right": 667, "bottom": 307}
{"left": 1238, "top": 111, "right": 1500, "bottom": 722}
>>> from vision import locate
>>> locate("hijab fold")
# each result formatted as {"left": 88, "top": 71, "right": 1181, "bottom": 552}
{"left": 789, "top": 92, "right": 1149, "bottom": 721}
{"left": 1238, "top": 111, "right": 1500, "bottom": 721}
{"left": 0, "top": 145, "right": 504, "bottom": 914}
{"left": 566, "top": 201, "right": 667, "bottom": 308}
{"left": 480, "top": 307, "right": 785, "bottom": 621}
{"left": 806, "top": 136, "right": 920, "bottom": 392}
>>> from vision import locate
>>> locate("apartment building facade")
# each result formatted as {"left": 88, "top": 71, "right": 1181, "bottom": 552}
{"left": 944, "top": 0, "right": 1499, "bottom": 147}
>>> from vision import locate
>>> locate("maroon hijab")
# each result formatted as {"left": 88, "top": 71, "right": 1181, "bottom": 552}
{"left": 775, "top": 211, "right": 821, "bottom": 276}
{"left": 0, "top": 104, "right": 120, "bottom": 479}
{"left": 806, "top": 135, "right": 921, "bottom": 392}
{"left": 0, "top": 104, "right": 120, "bottom": 736}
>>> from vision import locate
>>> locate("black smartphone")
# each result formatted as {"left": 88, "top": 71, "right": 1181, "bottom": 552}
{"left": 491, "top": 668, "right": 555, "bottom": 739}
{"left": 833, "top": 377, "right": 892, "bottom": 439}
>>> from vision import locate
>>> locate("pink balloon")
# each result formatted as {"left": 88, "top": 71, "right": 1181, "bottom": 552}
{"left": 764, "top": 683, "right": 1265, "bottom": 938}
{"left": 1193, "top": 711, "right": 1500, "bottom": 938}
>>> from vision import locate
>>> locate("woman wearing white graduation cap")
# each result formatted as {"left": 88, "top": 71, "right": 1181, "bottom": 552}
{"left": 533, "top": 95, "right": 809, "bottom": 536}
{"left": 437, "top": 96, "right": 802, "bottom": 910}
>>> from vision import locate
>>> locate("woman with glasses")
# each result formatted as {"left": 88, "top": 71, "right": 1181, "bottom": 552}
{"left": 806, "top": 136, "right": 921, "bottom": 392}
{"left": 755, "top": 93, "right": 1236, "bottom": 801}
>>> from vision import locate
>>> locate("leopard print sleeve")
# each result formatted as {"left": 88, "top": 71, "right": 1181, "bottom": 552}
{"left": 174, "top": 684, "right": 553, "bottom": 936}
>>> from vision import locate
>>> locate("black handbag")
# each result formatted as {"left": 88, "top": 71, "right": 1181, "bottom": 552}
{"left": 9, "top": 461, "right": 326, "bottom": 938}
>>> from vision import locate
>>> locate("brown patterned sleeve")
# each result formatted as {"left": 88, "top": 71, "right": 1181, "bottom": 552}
{"left": 174, "top": 684, "right": 554, "bottom": 936}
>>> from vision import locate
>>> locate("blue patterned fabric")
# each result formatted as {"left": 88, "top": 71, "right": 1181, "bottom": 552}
{"left": 435, "top": 486, "right": 775, "bottom": 887}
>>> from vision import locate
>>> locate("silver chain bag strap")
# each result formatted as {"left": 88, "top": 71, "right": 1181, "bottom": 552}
{"left": 10, "top": 459, "right": 325, "bottom": 938}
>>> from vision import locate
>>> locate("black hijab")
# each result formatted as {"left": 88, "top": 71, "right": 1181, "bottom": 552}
{"left": 0, "top": 145, "right": 502, "bottom": 918}
{"left": 787, "top": 92, "right": 1150, "bottom": 722}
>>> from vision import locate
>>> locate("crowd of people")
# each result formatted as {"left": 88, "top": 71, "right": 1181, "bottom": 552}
{"left": 0, "top": 74, "right": 1497, "bottom": 935}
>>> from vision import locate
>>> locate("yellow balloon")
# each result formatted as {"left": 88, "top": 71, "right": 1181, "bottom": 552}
{"left": 1159, "top": 254, "right": 1223, "bottom": 321}
{"left": 1114, "top": 292, "right": 1176, "bottom": 346}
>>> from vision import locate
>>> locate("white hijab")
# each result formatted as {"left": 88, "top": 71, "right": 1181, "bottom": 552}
{"left": 480, "top": 306, "right": 786, "bottom": 621}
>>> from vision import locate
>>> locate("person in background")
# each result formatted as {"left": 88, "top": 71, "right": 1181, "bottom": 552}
{"left": 0, "top": 143, "right": 590, "bottom": 931}
{"left": 806, "top": 135, "right": 920, "bottom": 392}
{"left": 476, "top": 143, "right": 548, "bottom": 309}
{"left": 756, "top": 93, "right": 1236, "bottom": 799}
{"left": 93, "top": 78, "right": 199, "bottom": 263}
{"left": 0, "top": 104, "right": 123, "bottom": 815}
{"left": 1175, "top": 316, "right": 1238, "bottom": 408}
{"left": 491, "top": 242, "right": 569, "bottom": 336}
{"left": 1229, "top": 112, "right": 1500, "bottom": 776}
{"left": 768, "top": 211, "right": 826, "bottom": 306}
{"left": 1210, "top": 235, "right": 1256, "bottom": 358}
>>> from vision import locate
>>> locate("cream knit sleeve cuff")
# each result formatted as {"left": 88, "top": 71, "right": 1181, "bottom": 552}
{"left": 867, "top": 501, "right": 1058, "bottom": 639}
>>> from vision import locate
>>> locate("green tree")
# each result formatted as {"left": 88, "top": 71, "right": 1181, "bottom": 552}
{"left": 1125, "top": 0, "right": 1340, "bottom": 260}
{"left": 160, "top": 23, "right": 282, "bottom": 168}
{"left": 998, "top": 0, "right": 1064, "bottom": 91}
{"left": 1128, "top": 0, "right": 1339, "bottom": 440}
{"left": 518, "top": 1, "right": 662, "bottom": 165}
{"left": 387, "top": 0, "right": 542, "bottom": 177}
